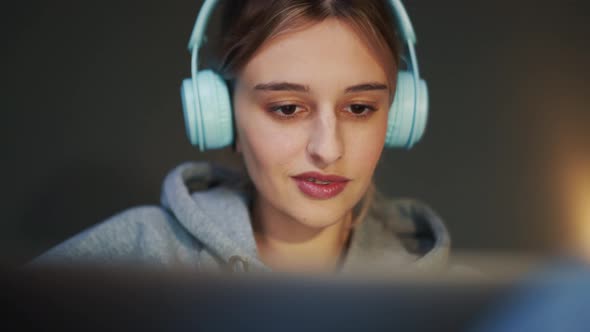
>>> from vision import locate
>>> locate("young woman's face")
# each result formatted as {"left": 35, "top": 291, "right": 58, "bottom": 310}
{"left": 233, "top": 18, "right": 393, "bottom": 229}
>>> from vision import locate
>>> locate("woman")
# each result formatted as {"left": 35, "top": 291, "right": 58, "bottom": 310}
{"left": 32, "top": 0, "right": 449, "bottom": 275}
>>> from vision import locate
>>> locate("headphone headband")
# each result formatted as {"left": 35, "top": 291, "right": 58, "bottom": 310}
{"left": 188, "top": 0, "right": 416, "bottom": 51}
{"left": 188, "top": 0, "right": 218, "bottom": 52}
{"left": 181, "top": 0, "right": 428, "bottom": 150}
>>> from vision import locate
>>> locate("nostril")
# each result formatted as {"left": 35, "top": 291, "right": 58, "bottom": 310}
{"left": 307, "top": 140, "right": 344, "bottom": 165}
{"left": 306, "top": 129, "right": 344, "bottom": 165}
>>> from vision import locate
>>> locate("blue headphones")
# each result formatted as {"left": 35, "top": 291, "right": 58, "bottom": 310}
{"left": 181, "top": 0, "right": 428, "bottom": 151}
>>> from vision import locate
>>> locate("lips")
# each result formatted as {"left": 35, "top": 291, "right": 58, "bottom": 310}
{"left": 291, "top": 172, "right": 350, "bottom": 199}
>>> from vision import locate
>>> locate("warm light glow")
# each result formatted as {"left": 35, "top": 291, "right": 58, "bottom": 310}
{"left": 572, "top": 169, "right": 590, "bottom": 256}
{"left": 560, "top": 152, "right": 590, "bottom": 259}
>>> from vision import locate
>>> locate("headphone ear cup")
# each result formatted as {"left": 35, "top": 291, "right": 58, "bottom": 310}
{"left": 413, "top": 78, "right": 429, "bottom": 146}
{"left": 385, "top": 71, "right": 429, "bottom": 149}
{"left": 197, "top": 70, "right": 234, "bottom": 150}
{"left": 181, "top": 78, "right": 200, "bottom": 147}
{"left": 180, "top": 70, "right": 233, "bottom": 151}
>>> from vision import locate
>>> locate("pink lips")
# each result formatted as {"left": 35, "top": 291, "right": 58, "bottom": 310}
{"left": 291, "top": 172, "right": 350, "bottom": 199}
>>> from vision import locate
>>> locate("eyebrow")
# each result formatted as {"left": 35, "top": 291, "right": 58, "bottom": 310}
{"left": 344, "top": 82, "right": 389, "bottom": 93}
{"left": 254, "top": 82, "right": 309, "bottom": 93}
{"left": 253, "top": 81, "right": 388, "bottom": 94}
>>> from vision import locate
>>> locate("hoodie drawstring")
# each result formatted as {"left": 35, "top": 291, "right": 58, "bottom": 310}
{"left": 227, "top": 255, "right": 250, "bottom": 272}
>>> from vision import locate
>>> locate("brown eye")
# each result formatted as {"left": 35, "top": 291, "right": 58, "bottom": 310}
{"left": 346, "top": 104, "right": 377, "bottom": 116}
{"left": 277, "top": 105, "right": 297, "bottom": 115}
{"left": 268, "top": 104, "right": 304, "bottom": 118}
{"left": 350, "top": 104, "right": 367, "bottom": 114}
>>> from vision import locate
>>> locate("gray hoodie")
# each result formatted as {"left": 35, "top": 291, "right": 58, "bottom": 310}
{"left": 31, "top": 162, "right": 451, "bottom": 274}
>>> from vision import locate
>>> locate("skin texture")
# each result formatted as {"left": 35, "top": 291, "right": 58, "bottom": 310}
{"left": 233, "top": 18, "right": 394, "bottom": 272}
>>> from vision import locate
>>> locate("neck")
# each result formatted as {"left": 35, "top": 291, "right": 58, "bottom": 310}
{"left": 251, "top": 195, "right": 353, "bottom": 273}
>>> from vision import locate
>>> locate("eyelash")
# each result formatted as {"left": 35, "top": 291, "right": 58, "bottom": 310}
{"left": 267, "top": 103, "right": 378, "bottom": 119}
{"left": 345, "top": 104, "right": 378, "bottom": 118}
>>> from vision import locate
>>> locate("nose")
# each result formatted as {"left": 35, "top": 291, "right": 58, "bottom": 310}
{"left": 306, "top": 109, "right": 343, "bottom": 167}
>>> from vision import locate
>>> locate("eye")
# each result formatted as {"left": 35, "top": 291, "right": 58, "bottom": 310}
{"left": 344, "top": 104, "right": 377, "bottom": 117}
{"left": 268, "top": 104, "right": 305, "bottom": 118}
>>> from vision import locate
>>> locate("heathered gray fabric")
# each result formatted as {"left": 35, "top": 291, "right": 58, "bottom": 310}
{"left": 31, "top": 161, "right": 451, "bottom": 274}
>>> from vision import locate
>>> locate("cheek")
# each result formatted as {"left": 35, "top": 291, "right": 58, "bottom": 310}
{"left": 235, "top": 106, "right": 305, "bottom": 175}
{"left": 342, "top": 118, "right": 388, "bottom": 173}
{"left": 245, "top": 127, "right": 299, "bottom": 169}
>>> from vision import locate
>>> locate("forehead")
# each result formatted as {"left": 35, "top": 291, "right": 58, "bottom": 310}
{"left": 238, "top": 18, "right": 390, "bottom": 92}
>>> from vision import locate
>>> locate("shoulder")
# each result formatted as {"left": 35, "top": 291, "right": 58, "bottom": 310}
{"left": 28, "top": 205, "right": 200, "bottom": 267}
{"left": 369, "top": 196, "right": 450, "bottom": 247}
{"left": 354, "top": 195, "right": 453, "bottom": 271}
{"left": 376, "top": 198, "right": 446, "bottom": 230}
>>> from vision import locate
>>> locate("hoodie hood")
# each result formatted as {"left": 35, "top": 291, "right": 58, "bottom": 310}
{"left": 161, "top": 162, "right": 450, "bottom": 274}
{"left": 161, "top": 161, "right": 268, "bottom": 271}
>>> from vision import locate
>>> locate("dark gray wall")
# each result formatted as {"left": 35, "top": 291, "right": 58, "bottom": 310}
{"left": 5, "top": 0, "right": 589, "bottom": 267}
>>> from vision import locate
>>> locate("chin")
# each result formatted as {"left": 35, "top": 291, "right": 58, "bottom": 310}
{"left": 286, "top": 202, "right": 350, "bottom": 230}
{"left": 279, "top": 187, "right": 364, "bottom": 229}
{"left": 294, "top": 215, "right": 344, "bottom": 230}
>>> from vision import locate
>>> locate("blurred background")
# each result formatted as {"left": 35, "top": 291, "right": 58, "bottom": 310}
{"left": 4, "top": 0, "right": 589, "bottom": 268}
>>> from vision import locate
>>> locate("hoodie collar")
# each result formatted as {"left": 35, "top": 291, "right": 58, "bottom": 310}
{"left": 340, "top": 198, "right": 451, "bottom": 274}
{"left": 161, "top": 162, "right": 450, "bottom": 274}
